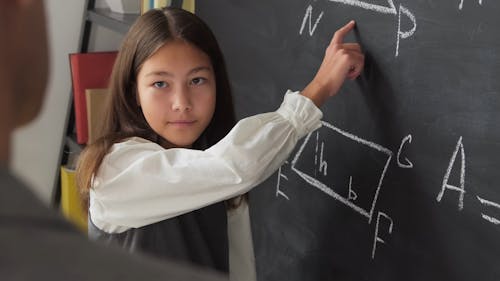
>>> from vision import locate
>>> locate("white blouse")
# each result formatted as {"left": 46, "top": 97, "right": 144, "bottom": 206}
{"left": 89, "top": 90, "right": 323, "bottom": 233}
{"left": 228, "top": 198, "right": 257, "bottom": 281}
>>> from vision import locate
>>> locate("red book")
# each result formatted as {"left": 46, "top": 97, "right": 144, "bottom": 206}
{"left": 69, "top": 51, "right": 117, "bottom": 144}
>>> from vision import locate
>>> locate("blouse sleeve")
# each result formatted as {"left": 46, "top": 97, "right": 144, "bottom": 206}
{"left": 90, "top": 90, "right": 323, "bottom": 233}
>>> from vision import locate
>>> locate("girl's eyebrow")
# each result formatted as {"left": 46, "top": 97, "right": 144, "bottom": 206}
{"left": 189, "top": 66, "right": 212, "bottom": 75}
{"left": 145, "top": 66, "right": 212, "bottom": 77}
{"left": 145, "top": 71, "right": 173, "bottom": 77}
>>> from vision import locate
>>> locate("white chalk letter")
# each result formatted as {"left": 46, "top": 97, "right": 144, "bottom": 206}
{"left": 372, "top": 212, "right": 394, "bottom": 259}
{"left": 276, "top": 164, "right": 290, "bottom": 200}
{"left": 437, "top": 137, "right": 466, "bottom": 210}
{"left": 299, "top": 5, "right": 324, "bottom": 36}
{"left": 395, "top": 4, "right": 417, "bottom": 57}
{"left": 397, "top": 134, "right": 413, "bottom": 168}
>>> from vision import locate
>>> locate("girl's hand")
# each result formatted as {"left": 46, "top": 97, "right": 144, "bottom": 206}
{"left": 302, "top": 20, "right": 365, "bottom": 107}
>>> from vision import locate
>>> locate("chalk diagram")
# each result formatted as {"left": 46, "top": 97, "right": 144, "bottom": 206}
{"left": 299, "top": 0, "right": 417, "bottom": 57}
{"left": 276, "top": 121, "right": 395, "bottom": 259}
{"left": 291, "top": 0, "right": 497, "bottom": 260}
{"left": 275, "top": 121, "right": 500, "bottom": 259}
{"left": 291, "top": 122, "right": 392, "bottom": 224}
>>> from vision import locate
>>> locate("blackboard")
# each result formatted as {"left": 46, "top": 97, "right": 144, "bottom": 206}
{"left": 197, "top": 1, "right": 500, "bottom": 280}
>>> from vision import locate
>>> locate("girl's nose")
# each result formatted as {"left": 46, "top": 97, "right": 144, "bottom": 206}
{"left": 171, "top": 86, "right": 192, "bottom": 112}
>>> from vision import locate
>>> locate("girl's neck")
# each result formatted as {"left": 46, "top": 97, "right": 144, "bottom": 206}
{"left": 157, "top": 138, "right": 192, "bottom": 150}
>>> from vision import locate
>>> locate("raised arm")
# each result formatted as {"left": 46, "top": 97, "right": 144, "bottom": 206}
{"left": 301, "top": 20, "right": 364, "bottom": 107}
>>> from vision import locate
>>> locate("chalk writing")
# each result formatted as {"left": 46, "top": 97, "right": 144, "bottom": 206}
{"left": 433, "top": 137, "right": 500, "bottom": 227}
{"left": 397, "top": 134, "right": 413, "bottom": 168}
{"left": 285, "top": 121, "right": 393, "bottom": 259}
{"left": 476, "top": 196, "right": 500, "bottom": 225}
{"left": 324, "top": 0, "right": 416, "bottom": 57}
{"left": 275, "top": 123, "right": 498, "bottom": 260}
{"left": 372, "top": 212, "right": 394, "bottom": 259}
{"left": 348, "top": 176, "right": 358, "bottom": 201}
{"left": 291, "top": 121, "right": 393, "bottom": 224}
{"left": 459, "top": 0, "right": 484, "bottom": 10}
{"left": 299, "top": 4, "right": 324, "bottom": 36}
{"left": 396, "top": 5, "right": 417, "bottom": 57}
{"left": 329, "top": 0, "right": 396, "bottom": 15}
{"left": 314, "top": 131, "right": 328, "bottom": 176}
{"left": 276, "top": 161, "right": 291, "bottom": 200}
{"left": 436, "top": 137, "right": 466, "bottom": 210}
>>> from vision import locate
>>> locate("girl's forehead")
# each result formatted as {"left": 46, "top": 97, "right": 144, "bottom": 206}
{"left": 138, "top": 40, "right": 213, "bottom": 77}
{"left": 153, "top": 40, "right": 207, "bottom": 60}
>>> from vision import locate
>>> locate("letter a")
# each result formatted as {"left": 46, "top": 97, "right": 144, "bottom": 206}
{"left": 436, "top": 137, "right": 466, "bottom": 210}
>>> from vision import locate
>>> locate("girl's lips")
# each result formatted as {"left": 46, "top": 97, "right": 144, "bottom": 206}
{"left": 168, "top": 120, "right": 196, "bottom": 126}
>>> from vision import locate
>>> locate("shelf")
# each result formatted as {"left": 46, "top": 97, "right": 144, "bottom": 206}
{"left": 53, "top": 2, "right": 139, "bottom": 207}
{"left": 66, "top": 134, "right": 84, "bottom": 155}
{"left": 87, "top": 8, "right": 139, "bottom": 34}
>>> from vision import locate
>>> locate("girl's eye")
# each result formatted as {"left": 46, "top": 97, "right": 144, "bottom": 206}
{"left": 191, "top": 77, "right": 207, "bottom": 86}
{"left": 153, "top": 81, "right": 168, "bottom": 88}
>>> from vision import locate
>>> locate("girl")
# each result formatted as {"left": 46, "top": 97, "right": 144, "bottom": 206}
{"left": 76, "top": 7, "right": 364, "bottom": 281}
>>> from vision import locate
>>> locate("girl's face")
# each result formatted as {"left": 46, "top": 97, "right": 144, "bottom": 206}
{"left": 136, "top": 40, "right": 216, "bottom": 148}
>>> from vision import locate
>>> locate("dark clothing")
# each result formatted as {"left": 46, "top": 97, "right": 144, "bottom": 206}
{"left": 0, "top": 168, "right": 227, "bottom": 281}
{"left": 89, "top": 202, "right": 230, "bottom": 273}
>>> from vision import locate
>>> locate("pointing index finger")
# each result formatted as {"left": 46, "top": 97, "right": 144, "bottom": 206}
{"left": 331, "top": 20, "right": 356, "bottom": 45}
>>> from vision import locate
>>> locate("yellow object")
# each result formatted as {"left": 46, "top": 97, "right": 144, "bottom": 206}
{"left": 155, "top": 0, "right": 169, "bottom": 9}
{"left": 182, "top": 0, "right": 195, "bottom": 13}
{"left": 60, "top": 166, "right": 88, "bottom": 232}
{"left": 141, "top": 0, "right": 195, "bottom": 14}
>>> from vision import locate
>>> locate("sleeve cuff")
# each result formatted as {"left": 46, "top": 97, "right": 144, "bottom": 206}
{"left": 277, "top": 90, "right": 323, "bottom": 138}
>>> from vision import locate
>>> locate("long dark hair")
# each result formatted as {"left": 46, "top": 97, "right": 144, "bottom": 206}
{"left": 76, "top": 8, "right": 236, "bottom": 204}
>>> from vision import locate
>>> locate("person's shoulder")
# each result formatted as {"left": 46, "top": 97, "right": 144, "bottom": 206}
{"left": 2, "top": 212, "right": 227, "bottom": 280}
{"left": 0, "top": 169, "right": 227, "bottom": 281}
{"left": 0, "top": 168, "right": 58, "bottom": 219}
{"left": 19, "top": 229, "right": 226, "bottom": 280}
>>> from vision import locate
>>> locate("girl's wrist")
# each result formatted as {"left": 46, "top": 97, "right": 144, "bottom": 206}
{"left": 301, "top": 80, "right": 328, "bottom": 108}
